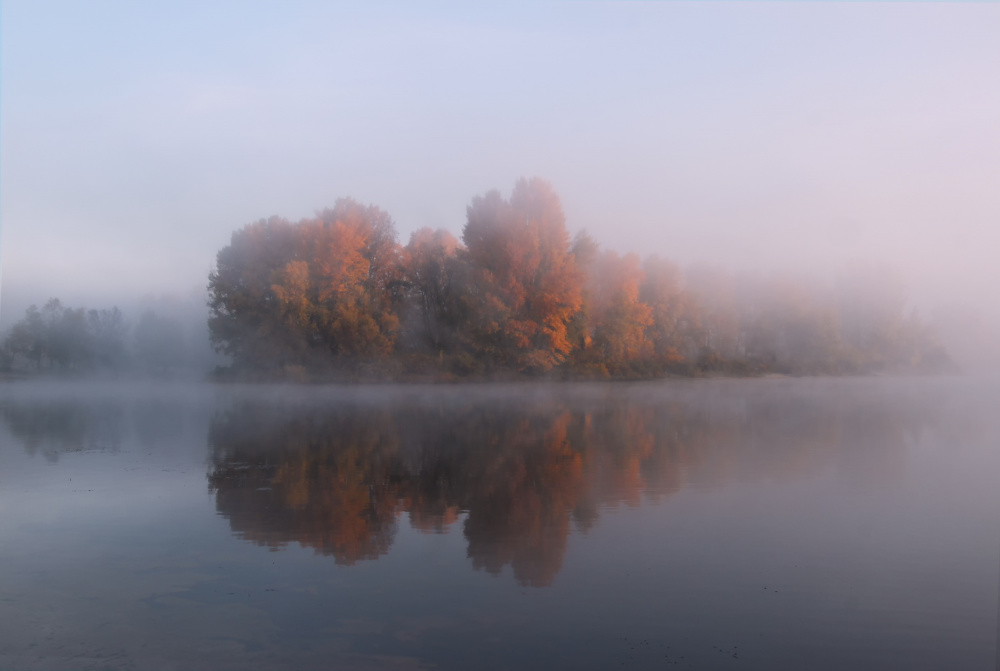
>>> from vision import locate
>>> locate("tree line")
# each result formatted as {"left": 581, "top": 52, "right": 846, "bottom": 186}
{"left": 208, "top": 177, "right": 950, "bottom": 380}
{"left": 1, "top": 298, "right": 193, "bottom": 375}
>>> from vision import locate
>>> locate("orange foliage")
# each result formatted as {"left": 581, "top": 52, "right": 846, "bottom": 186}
{"left": 208, "top": 199, "right": 402, "bottom": 369}
{"left": 460, "top": 178, "right": 583, "bottom": 372}
{"left": 207, "top": 183, "right": 948, "bottom": 378}
{"left": 576, "top": 250, "right": 653, "bottom": 375}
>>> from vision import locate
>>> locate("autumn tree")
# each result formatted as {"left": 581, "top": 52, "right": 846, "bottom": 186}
{"left": 208, "top": 199, "right": 403, "bottom": 372}
{"left": 399, "top": 227, "right": 464, "bottom": 354}
{"left": 310, "top": 201, "right": 403, "bottom": 358}
{"left": 207, "top": 216, "right": 300, "bottom": 366}
{"left": 572, "top": 250, "right": 653, "bottom": 376}
{"left": 459, "top": 178, "right": 583, "bottom": 373}
{"left": 202, "top": 181, "right": 951, "bottom": 378}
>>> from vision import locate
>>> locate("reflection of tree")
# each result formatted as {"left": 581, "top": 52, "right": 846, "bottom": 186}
{"left": 0, "top": 401, "right": 123, "bottom": 461}
{"left": 206, "top": 383, "right": 935, "bottom": 586}
{"left": 208, "top": 402, "right": 594, "bottom": 583}
{"left": 207, "top": 408, "right": 404, "bottom": 565}
{"left": 457, "top": 412, "right": 584, "bottom": 586}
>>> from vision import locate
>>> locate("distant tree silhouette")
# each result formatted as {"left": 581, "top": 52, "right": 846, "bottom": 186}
{"left": 1, "top": 299, "right": 129, "bottom": 372}
{"left": 640, "top": 255, "right": 700, "bottom": 370}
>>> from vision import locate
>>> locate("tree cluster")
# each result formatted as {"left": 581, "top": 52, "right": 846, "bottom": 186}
{"left": 1, "top": 299, "right": 191, "bottom": 376}
{"left": 1, "top": 299, "right": 128, "bottom": 372}
{"left": 207, "top": 178, "right": 950, "bottom": 379}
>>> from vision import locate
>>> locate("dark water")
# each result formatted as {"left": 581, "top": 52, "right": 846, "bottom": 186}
{"left": 0, "top": 377, "right": 997, "bottom": 670}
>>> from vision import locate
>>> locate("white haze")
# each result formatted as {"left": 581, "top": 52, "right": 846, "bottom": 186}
{"left": 1, "top": 2, "right": 998, "bottom": 362}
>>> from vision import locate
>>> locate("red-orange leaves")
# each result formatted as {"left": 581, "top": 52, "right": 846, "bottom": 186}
{"left": 575, "top": 251, "right": 653, "bottom": 376}
{"left": 208, "top": 199, "right": 402, "bottom": 370}
{"left": 461, "top": 178, "right": 582, "bottom": 373}
{"left": 305, "top": 220, "right": 370, "bottom": 305}
{"left": 271, "top": 260, "right": 311, "bottom": 330}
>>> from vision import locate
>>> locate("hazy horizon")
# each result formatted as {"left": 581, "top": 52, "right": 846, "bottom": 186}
{"left": 2, "top": 2, "right": 998, "bottom": 347}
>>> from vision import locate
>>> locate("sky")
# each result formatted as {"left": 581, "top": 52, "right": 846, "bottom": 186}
{"left": 2, "top": 1, "right": 998, "bottom": 326}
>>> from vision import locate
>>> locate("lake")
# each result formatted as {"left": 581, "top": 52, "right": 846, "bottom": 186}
{"left": 0, "top": 377, "right": 997, "bottom": 670}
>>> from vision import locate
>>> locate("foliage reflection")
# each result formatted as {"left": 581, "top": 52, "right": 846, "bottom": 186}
{"left": 206, "top": 383, "right": 933, "bottom": 586}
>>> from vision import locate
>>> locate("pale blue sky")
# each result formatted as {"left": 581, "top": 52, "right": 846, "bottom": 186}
{"left": 2, "top": 1, "right": 998, "bottom": 321}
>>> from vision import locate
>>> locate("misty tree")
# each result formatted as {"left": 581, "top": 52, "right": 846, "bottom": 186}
{"left": 836, "top": 263, "right": 911, "bottom": 370}
{"left": 3, "top": 304, "right": 47, "bottom": 369}
{"left": 639, "top": 255, "right": 701, "bottom": 370}
{"left": 134, "top": 310, "right": 186, "bottom": 373}
{"left": 399, "top": 227, "right": 464, "bottom": 354}
{"left": 208, "top": 199, "right": 405, "bottom": 372}
{"left": 201, "top": 180, "right": 952, "bottom": 380}
{"left": 45, "top": 300, "right": 92, "bottom": 369}
{"left": 1, "top": 299, "right": 129, "bottom": 372}
{"left": 458, "top": 178, "right": 583, "bottom": 373}
{"left": 683, "top": 266, "right": 741, "bottom": 367}
{"left": 735, "top": 275, "right": 840, "bottom": 373}
{"left": 88, "top": 307, "right": 129, "bottom": 369}
{"left": 572, "top": 249, "right": 653, "bottom": 376}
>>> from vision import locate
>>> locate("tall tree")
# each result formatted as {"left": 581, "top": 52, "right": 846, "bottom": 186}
{"left": 574, "top": 250, "right": 653, "bottom": 376}
{"left": 4, "top": 304, "right": 47, "bottom": 369}
{"left": 400, "top": 227, "right": 463, "bottom": 353}
{"left": 88, "top": 307, "right": 129, "bottom": 370}
{"left": 208, "top": 216, "right": 300, "bottom": 366}
{"left": 460, "top": 178, "right": 583, "bottom": 372}
{"left": 684, "top": 265, "right": 740, "bottom": 367}
{"left": 639, "top": 255, "right": 700, "bottom": 368}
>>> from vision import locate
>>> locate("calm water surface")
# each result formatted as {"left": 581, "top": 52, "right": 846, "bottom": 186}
{"left": 0, "top": 377, "right": 997, "bottom": 670}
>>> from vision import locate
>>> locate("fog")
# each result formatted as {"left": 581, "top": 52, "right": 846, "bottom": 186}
{"left": 2, "top": 2, "right": 998, "bottom": 369}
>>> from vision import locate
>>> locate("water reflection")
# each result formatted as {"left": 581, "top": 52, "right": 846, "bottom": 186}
{"left": 0, "top": 400, "right": 124, "bottom": 461}
{"left": 1, "top": 380, "right": 995, "bottom": 670}
{"left": 0, "top": 385, "right": 213, "bottom": 461}
{"left": 206, "top": 381, "right": 940, "bottom": 586}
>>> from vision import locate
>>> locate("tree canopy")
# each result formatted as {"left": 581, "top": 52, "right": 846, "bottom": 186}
{"left": 203, "top": 178, "right": 950, "bottom": 380}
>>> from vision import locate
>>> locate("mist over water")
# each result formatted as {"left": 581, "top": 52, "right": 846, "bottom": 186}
{"left": 0, "top": 377, "right": 998, "bottom": 669}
